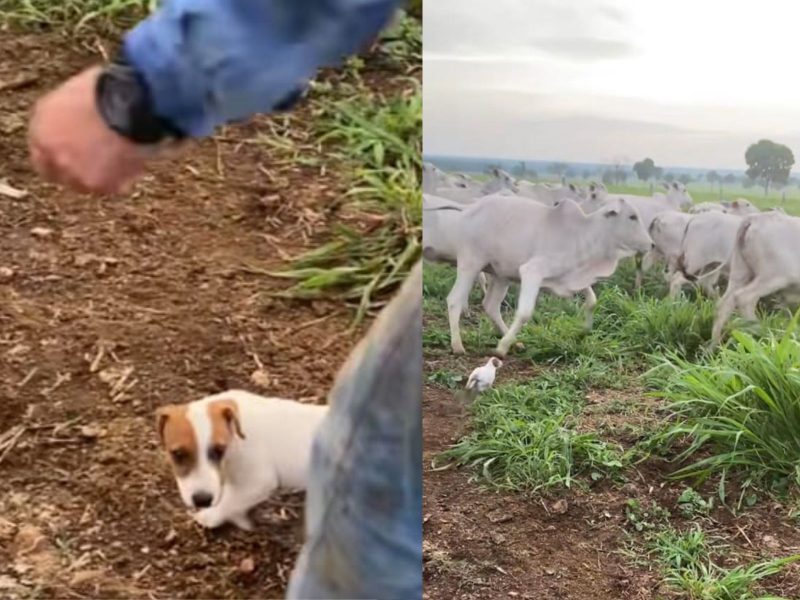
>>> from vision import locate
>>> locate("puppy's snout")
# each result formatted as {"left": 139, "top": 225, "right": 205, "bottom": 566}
{"left": 192, "top": 492, "right": 213, "bottom": 509}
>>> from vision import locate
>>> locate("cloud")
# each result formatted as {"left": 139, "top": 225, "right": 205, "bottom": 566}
{"left": 529, "top": 37, "right": 639, "bottom": 61}
{"left": 424, "top": 0, "right": 800, "bottom": 169}
{"left": 424, "top": 0, "right": 634, "bottom": 62}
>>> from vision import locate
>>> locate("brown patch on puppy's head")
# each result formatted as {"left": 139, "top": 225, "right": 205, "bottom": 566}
{"left": 156, "top": 405, "right": 197, "bottom": 477}
{"left": 206, "top": 399, "right": 245, "bottom": 465}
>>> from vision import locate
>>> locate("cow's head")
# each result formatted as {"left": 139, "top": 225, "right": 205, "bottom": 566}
{"left": 663, "top": 181, "right": 693, "bottom": 209}
{"left": 588, "top": 181, "right": 608, "bottom": 203}
{"left": 602, "top": 197, "right": 653, "bottom": 254}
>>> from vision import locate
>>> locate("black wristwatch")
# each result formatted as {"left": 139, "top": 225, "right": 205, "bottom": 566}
{"left": 96, "top": 53, "right": 186, "bottom": 145}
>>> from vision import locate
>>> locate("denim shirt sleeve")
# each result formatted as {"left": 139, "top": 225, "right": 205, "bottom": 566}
{"left": 123, "top": 0, "right": 400, "bottom": 137}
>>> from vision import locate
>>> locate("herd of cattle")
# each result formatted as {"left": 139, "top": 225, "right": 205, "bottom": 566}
{"left": 422, "top": 163, "right": 798, "bottom": 356}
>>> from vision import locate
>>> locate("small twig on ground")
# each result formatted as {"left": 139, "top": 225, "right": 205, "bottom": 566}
{"left": 735, "top": 524, "right": 754, "bottom": 547}
{"left": 0, "top": 74, "right": 39, "bottom": 93}
{"left": 18, "top": 367, "right": 38, "bottom": 388}
{"left": 0, "top": 425, "right": 26, "bottom": 464}
{"left": 288, "top": 314, "right": 334, "bottom": 335}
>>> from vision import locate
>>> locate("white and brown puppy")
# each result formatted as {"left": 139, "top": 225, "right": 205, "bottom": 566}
{"left": 156, "top": 389, "right": 328, "bottom": 530}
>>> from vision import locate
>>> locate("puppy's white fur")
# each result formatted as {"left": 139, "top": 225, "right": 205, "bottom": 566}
{"left": 158, "top": 389, "right": 328, "bottom": 531}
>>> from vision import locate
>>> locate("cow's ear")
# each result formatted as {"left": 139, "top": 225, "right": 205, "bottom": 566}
{"left": 604, "top": 209, "right": 619, "bottom": 218}
{"left": 569, "top": 183, "right": 577, "bottom": 192}
{"left": 661, "top": 182, "right": 670, "bottom": 191}
{"left": 672, "top": 182, "right": 679, "bottom": 190}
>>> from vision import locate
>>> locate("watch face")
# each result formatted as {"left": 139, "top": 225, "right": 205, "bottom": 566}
{"left": 97, "top": 64, "right": 175, "bottom": 144}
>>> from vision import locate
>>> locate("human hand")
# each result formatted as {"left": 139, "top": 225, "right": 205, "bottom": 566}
{"left": 29, "top": 66, "right": 168, "bottom": 195}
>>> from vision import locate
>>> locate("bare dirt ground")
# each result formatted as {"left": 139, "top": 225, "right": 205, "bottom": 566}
{"left": 0, "top": 31, "right": 384, "bottom": 599}
{"left": 422, "top": 352, "right": 800, "bottom": 600}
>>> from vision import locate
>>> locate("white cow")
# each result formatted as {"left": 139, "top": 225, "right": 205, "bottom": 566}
{"left": 648, "top": 211, "right": 692, "bottom": 291}
{"left": 671, "top": 211, "right": 743, "bottom": 298}
{"left": 429, "top": 168, "right": 518, "bottom": 203}
{"left": 712, "top": 211, "right": 800, "bottom": 345}
{"left": 689, "top": 202, "right": 727, "bottom": 214}
{"left": 583, "top": 182, "right": 692, "bottom": 287}
{"left": 689, "top": 199, "right": 760, "bottom": 216}
{"left": 423, "top": 163, "right": 457, "bottom": 193}
{"left": 582, "top": 182, "right": 692, "bottom": 225}
{"left": 422, "top": 194, "right": 465, "bottom": 264}
{"left": 444, "top": 196, "right": 654, "bottom": 356}
{"left": 517, "top": 181, "right": 584, "bottom": 206}
{"left": 724, "top": 198, "right": 760, "bottom": 216}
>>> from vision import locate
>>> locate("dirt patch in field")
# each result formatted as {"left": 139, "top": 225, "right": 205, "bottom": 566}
{"left": 0, "top": 30, "right": 402, "bottom": 599}
{"left": 422, "top": 354, "right": 800, "bottom": 599}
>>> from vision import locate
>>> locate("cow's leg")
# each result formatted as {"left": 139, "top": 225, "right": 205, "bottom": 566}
{"left": 478, "top": 272, "right": 489, "bottom": 294}
{"left": 634, "top": 254, "right": 644, "bottom": 290}
{"left": 482, "top": 275, "right": 510, "bottom": 335}
{"left": 735, "top": 276, "right": 789, "bottom": 322}
{"left": 447, "top": 261, "right": 481, "bottom": 355}
{"left": 668, "top": 270, "right": 689, "bottom": 299}
{"left": 712, "top": 286, "right": 738, "bottom": 346}
{"left": 641, "top": 249, "right": 659, "bottom": 272}
{"left": 699, "top": 269, "right": 721, "bottom": 299}
{"left": 582, "top": 287, "right": 597, "bottom": 330}
{"left": 663, "top": 258, "right": 678, "bottom": 284}
{"left": 495, "top": 263, "right": 542, "bottom": 357}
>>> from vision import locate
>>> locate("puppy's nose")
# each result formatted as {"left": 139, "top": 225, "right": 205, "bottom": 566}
{"left": 192, "top": 492, "right": 213, "bottom": 509}
{"left": 651, "top": 243, "right": 656, "bottom": 250}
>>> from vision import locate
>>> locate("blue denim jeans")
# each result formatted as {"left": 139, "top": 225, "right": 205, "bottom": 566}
{"left": 287, "top": 262, "right": 422, "bottom": 599}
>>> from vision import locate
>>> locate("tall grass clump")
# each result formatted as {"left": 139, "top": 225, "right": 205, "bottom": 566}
{"left": 440, "top": 371, "right": 625, "bottom": 492}
{"left": 0, "top": 0, "right": 155, "bottom": 30}
{"left": 600, "top": 288, "right": 716, "bottom": 360}
{"left": 274, "top": 74, "right": 421, "bottom": 322}
{"left": 651, "top": 527, "right": 799, "bottom": 600}
{"left": 649, "top": 314, "right": 800, "bottom": 497}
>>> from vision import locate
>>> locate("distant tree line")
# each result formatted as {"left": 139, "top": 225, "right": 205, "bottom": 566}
{"left": 477, "top": 139, "right": 798, "bottom": 195}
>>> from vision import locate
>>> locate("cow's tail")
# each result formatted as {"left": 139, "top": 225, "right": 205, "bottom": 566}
{"left": 727, "top": 217, "right": 757, "bottom": 284}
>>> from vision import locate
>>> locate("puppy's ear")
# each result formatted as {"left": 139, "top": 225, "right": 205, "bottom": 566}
{"left": 223, "top": 404, "right": 245, "bottom": 440}
{"left": 211, "top": 400, "right": 246, "bottom": 440}
{"left": 155, "top": 406, "right": 173, "bottom": 447}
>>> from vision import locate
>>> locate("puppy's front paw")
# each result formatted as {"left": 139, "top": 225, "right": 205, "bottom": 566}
{"left": 193, "top": 507, "right": 227, "bottom": 529}
{"left": 231, "top": 513, "right": 254, "bottom": 531}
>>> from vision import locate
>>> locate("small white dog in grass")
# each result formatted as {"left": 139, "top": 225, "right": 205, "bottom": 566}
{"left": 156, "top": 389, "right": 328, "bottom": 530}
{"left": 465, "top": 357, "right": 502, "bottom": 400}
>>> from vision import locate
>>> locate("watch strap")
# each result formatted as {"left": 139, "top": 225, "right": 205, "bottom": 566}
{"left": 96, "top": 56, "right": 186, "bottom": 145}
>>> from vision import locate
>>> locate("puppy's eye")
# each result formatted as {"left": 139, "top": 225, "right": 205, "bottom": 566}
{"left": 170, "top": 448, "right": 190, "bottom": 465}
{"left": 208, "top": 445, "right": 226, "bottom": 463}
{"left": 629, "top": 214, "right": 638, "bottom": 221}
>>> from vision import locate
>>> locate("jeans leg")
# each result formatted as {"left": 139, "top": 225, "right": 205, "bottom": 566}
{"left": 287, "top": 261, "right": 422, "bottom": 600}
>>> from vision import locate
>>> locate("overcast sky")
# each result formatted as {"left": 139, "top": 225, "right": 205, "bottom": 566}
{"left": 424, "top": 0, "right": 800, "bottom": 169}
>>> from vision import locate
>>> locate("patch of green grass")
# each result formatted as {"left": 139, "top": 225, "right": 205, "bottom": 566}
{"left": 439, "top": 370, "right": 625, "bottom": 492}
{"left": 647, "top": 314, "right": 800, "bottom": 501}
{"left": 651, "top": 527, "right": 799, "bottom": 600}
{"left": 677, "top": 487, "right": 714, "bottom": 519}
{"left": 0, "top": 0, "right": 154, "bottom": 30}
{"left": 377, "top": 12, "right": 421, "bottom": 68}
{"left": 427, "top": 369, "right": 464, "bottom": 390}
{"left": 275, "top": 79, "right": 421, "bottom": 322}
{"left": 625, "top": 498, "right": 672, "bottom": 532}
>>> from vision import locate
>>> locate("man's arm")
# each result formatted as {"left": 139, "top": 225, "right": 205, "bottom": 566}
{"left": 123, "top": 0, "right": 400, "bottom": 137}
{"left": 29, "top": 0, "right": 401, "bottom": 194}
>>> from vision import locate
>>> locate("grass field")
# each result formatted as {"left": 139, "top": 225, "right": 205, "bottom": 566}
{"left": 423, "top": 254, "right": 800, "bottom": 597}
